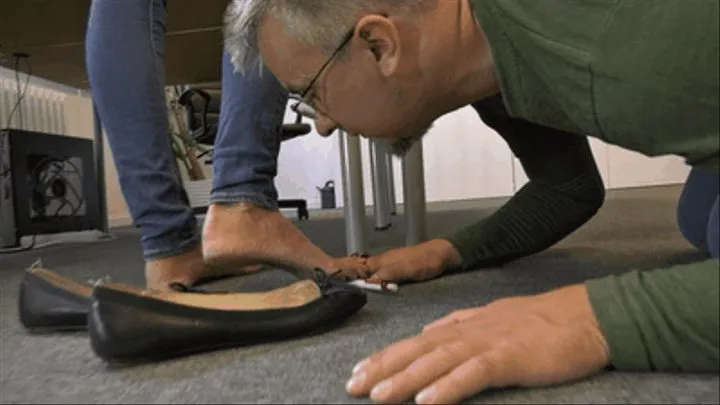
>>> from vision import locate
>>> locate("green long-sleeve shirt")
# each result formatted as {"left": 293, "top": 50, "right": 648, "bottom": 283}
{"left": 446, "top": 0, "right": 719, "bottom": 373}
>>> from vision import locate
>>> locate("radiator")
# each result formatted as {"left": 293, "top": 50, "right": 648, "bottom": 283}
{"left": 0, "top": 69, "right": 68, "bottom": 134}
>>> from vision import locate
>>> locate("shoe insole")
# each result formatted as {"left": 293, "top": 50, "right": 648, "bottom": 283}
{"left": 102, "top": 280, "right": 323, "bottom": 311}
{"left": 30, "top": 268, "right": 92, "bottom": 298}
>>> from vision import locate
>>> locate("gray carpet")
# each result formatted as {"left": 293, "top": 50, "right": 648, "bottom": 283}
{"left": 1, "top": 186, "right": 718, "bottom": 404}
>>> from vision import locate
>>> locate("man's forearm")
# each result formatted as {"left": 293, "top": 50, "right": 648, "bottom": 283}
{"left": 586, "top": 259, "right": 720, "bottom": 372}
{"left": 441, "top": 173, "right": 603, "bottom": 271}
{"left": 446, "top": 98, "right": 606, "bottom": 272}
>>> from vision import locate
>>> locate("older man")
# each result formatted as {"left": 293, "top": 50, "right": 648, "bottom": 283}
{"left": 224, "top": 0, "right": 719, "bottom": 404}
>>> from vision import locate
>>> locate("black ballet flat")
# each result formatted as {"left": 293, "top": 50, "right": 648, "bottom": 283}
{"left": 18, "top": 261, "right": 93, "bottom": 332}
{"left": 17, "top": 261, "right": 221, "bottom": 332}
{"left": 88, "top": 269, "right": 367, "bottom": 363}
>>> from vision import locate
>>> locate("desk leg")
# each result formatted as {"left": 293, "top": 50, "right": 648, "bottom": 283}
{"left": 92, "top": 103, "right": 109, "bottom": 234}
{"left": 402, "top": 140, "right": 427, "bottom": 246}
{"left": 369, "top": 140, "right": 392, "bottom": 231}
{"left": 385, "top": 151, "right": 397, "bottom": 215}
{"left": 339, "top": 131, "right": 367, "bottom": 255}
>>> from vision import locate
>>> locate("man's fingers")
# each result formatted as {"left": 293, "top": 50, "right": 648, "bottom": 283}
{"left": 415, "top": 352, "right": 503, "bottom": 405}
{"left": 368, "top": 340, "right": 472, "bottom": 404}
{"left": 346, "top": 334, "right": 437, "bottom": 397}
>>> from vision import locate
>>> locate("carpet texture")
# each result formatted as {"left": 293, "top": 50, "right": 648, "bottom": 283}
{"left": 1, "top": 186, "right": 718, "bottom": 404}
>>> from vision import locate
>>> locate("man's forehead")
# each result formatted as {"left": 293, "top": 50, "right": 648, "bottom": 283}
{"left": 257, "top": 14, "right": 318, "bottom": 94}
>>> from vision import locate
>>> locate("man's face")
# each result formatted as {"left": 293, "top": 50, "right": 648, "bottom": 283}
{"left": 258, "top": 14, "right": 434, "bottom": 155}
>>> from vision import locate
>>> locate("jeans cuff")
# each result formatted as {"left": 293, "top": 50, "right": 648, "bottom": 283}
{"left": 209, "top": 192, "right": 279, "bottom": 211}
{"left": 142, "top": 233, "right": 201, "bottom": 261}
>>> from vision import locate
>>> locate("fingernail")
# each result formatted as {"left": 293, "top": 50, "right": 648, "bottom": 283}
{"left": 352, "top": 359, "right": 369, "bottom": 374}
{"left": 370, "top": 380, "right": 392, "bottom": 400}
{"left": 345, "top": 372, "right": 366, "bottom": 392}
{"left": 415, "top": 386, "right": 437, "bottom": 404}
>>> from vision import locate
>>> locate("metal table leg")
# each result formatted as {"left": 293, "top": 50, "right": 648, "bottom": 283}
{"left": 402, "top": 140, "right": 427, "bottom": 246}
{"left": 92, "top": 102, "right": 109, "bottom": 234}
{"left": 369, "top": 140, "right": 392, "bottom": 231}
{"left": 339, "top": 130, "right": 367, "bottom": 255}
{"left": 385, "top": 151, "right": 397, "bottom": 215}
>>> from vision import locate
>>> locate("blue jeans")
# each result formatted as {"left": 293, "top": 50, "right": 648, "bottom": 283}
{"left": 85, "top": 0, "right": 288, "bottom": 260}
{"left": 677, "top": 167, "right": 720, "bottom": 258}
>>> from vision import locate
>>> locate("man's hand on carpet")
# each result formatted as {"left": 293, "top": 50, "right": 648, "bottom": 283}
{"left": 363, "top": 239, "right": 463, "bottom": 283}
{"left": 345, "top": 284, "right": 610, "bottom": 404}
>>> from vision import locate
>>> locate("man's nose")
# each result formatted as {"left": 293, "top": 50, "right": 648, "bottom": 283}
{"left": 314, "top": 115, "right": 339, "bottom": 137}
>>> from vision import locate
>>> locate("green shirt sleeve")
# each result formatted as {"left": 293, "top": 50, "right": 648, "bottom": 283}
{"left": 441, "top": 97, "right": 605, "bottom": 271}
{"left": 587, "top": 259, "right": 720, "bottom": 372}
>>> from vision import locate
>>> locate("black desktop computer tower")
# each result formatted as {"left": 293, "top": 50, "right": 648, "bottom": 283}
{"left": 0, "top": 128, "right": 102, "bottom": 248}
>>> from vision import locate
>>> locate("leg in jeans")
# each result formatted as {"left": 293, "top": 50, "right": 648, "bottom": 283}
{"left": 86, "top": 0, "right": 209, "bottom": 288}
{"left": 676, "top": 167, "right": 720, "bottom": 258}
{"left": 210, "top": 56, "right": 286, "bottom": 210}
{"left": 86, "top": 0, "right": 365, "bottom": 285}
{"left": 202, "top": 53, "right": 364, "bottom": 273}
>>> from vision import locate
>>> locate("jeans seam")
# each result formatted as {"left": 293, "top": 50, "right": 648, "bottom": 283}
{"left": 147, "top": 0, "right": 188, "bottom": 218}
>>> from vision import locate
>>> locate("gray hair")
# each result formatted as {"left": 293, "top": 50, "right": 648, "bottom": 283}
{"left": 224, "top": 0, "right": 430, "bottom": 74}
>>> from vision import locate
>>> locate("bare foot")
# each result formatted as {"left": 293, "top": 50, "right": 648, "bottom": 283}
{"left": 202, "top": 202, "right": 368, "bottom": 278}
{"left": 145, "top": 244, "right": 261, "bottom": 291}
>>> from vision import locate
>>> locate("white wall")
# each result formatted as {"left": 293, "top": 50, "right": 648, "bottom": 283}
{"left": 274, "top": 102, "right": 344, "bottom": 208}
{"left": 604, "top": 145, "right": 690, "bottom": 189}
{"left": 276, "top": 104, "right": 520, "bottom": 210}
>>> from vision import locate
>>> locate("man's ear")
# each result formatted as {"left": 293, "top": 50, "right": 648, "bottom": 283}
{"left": 355, "top": 15, "right": 401, "bottom": 77}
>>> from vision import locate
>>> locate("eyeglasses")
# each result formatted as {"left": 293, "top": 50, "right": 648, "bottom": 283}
{"left": 290, "top": 28, "right": 355, "bottom": 123}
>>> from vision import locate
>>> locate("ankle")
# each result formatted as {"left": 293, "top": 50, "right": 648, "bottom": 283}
{"left": 209, "top": 201, "right": 274, "bottom": 217}
{"left": 145, "top": 245, "right": 205, "bottom": 290}
{"left": 202, "top": 202, "right": 281, "bottom": 249}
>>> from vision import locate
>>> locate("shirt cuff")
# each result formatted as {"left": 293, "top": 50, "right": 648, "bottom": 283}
{"left": 585, "top": 271, "right": 653, "bottom": 371}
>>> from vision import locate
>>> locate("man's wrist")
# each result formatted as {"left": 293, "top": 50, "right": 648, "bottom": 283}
{"left": 427, "top": 239, "right": 464, "bottom": 270}
{"left": 546, "top": 284, "right": 611, "bottom": 366}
